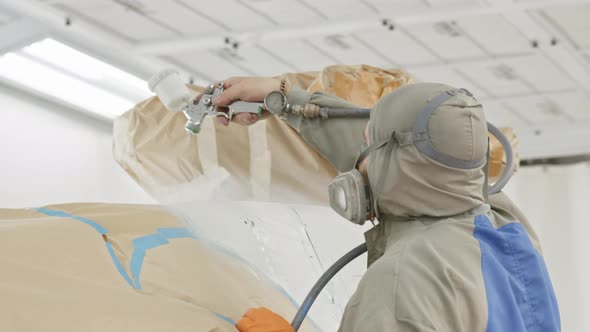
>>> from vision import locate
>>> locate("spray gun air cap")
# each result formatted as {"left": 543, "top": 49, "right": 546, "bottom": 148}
{"left": 148, "top": 69, "right": 192, "bottom": 112}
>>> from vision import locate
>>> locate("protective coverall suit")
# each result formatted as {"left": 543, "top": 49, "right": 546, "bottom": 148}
{"left": 239, "top": 82, "right": 561, "bottom": 332}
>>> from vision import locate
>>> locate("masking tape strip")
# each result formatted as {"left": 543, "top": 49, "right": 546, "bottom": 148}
{"left": 214, "top": 312, "right": 237, "bottom": 326}
{"left": 197, "top": 117, "right": 219, "bottom": 174}
{"left": 248, "top": 121, "right": 272, "bottom": 201}
{"left": 34, "top": 207, "right": 108, "bottom": 234}
{"left": 32, "top": 207, "right": 134, "bottom": 287}
{"left": 129, "top": 227, "right": 195, "bottom": 290}
{"left": 128, "top": 227, "right": 240, "bottom": 326}
{"left": 106, "top": 242, "right": 135, "bottom": 287}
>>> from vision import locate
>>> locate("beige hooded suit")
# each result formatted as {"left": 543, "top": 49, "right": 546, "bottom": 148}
{"left": 281, "top": 83, "right": 560, "bottom": 332}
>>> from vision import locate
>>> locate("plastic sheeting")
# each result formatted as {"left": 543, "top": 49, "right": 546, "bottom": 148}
{"left": 170, "top": 200, "right": 373, "bottom": 331}
{"left": 113, "top": 64, "right": 519, "bottom": 205}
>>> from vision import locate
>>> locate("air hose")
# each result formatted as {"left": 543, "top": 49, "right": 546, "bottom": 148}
{"left": 290, "top": 124, "right": 514, "bottom": 331}
{"left": 486, "top": 122, "right": 514, "bottom": 194}
{"left": 291, "top": 243, "right": 368, "bottom": 331}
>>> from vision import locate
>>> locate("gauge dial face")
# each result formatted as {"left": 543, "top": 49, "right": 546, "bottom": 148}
{"left": 264, "top": 91, "right": 287, "bottom": 114}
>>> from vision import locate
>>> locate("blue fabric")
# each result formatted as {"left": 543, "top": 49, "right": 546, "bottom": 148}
{"left": 33, "top": 207, "right": 134, "bottom": 287}
{"left": 129, "top": 227, "right": 195, "bottom": 290}
{"left": 34, "top": 207, "right": 108, "bottom": 234}
{"left": 474, "top": 214, "right": 560, "bottom": 332}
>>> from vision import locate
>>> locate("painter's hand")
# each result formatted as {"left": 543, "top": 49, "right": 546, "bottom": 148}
{"left": 236, "top": 307, "right": 294, "bottom": 332}
{"left": 212, "top": 77, "right": 280, "bottom": 126}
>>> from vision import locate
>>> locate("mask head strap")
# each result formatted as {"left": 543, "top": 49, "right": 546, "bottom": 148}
{"left": 412, "top": 89, "right": 486, "bottom": 169}
{"left": 365, "top": 89, "right": 485, "bottom": 218}
{"left": 354, "top": 144, "right": 372, "bottom": 168}
{"left": 483, "top": 139, "right": 490, "bottom": 202}
{"left": 368, "top": 134, "right": 397, "bottom": 220}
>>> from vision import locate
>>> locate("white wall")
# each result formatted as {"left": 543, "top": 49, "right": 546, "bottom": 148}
{"left": 504, "top": 163, "right": 590, "bottom": 332}
{"left": 0, "top": 84, "right": 154, "bottom": 208}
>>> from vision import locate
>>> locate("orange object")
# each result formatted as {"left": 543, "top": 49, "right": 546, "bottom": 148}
{"left": 236, "top": 307, "right": 294, "bottom": 332}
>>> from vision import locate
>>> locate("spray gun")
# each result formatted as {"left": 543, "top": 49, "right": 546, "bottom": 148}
{"left": 148, "top": 69, "right": 374, "bottom": 134}
{"left": 148, "top": 69, "right": 265, "bottom": 134}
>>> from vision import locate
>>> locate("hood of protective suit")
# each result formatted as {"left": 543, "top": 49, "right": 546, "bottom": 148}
{"left": 367, "top": 82, "right": 488, "bottom": 218}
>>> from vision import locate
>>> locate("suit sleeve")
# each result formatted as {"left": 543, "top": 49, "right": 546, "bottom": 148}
{"left": 279, "top": 88, "right": 368, "bottom": 172}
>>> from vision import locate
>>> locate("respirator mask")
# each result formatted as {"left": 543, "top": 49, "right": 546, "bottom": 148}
{"left": 327, "top": 88, "right": 516, "bottom": 226}
{"left": 328, "top": 145, "right": 376, "bottom": 225}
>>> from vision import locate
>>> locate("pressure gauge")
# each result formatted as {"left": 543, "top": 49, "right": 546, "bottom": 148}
{"left": 263, "top": 90, "right": 287, "bottom": 115}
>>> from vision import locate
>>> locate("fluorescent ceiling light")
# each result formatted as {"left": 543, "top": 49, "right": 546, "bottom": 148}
{"left": 0, "top": 38, "right": 152, "bottom": 120}
{"left": 0, "top": 53, "right": 135, "bottom": 119}
{"left": 23, "top": 38, "right": 108, "bottom": 81}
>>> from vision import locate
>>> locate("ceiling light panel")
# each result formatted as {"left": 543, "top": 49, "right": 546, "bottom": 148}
{"left": 456, "top": 14, "right": 532, "bottom": 56}
{"left": 457, "top": 59, "right": 534, "bottom": 97}
{"left": 172, "top": 49, "right": 252, "bottom": 80}
{"left": 0, "top": 12, "right": 13, "bottom": 23}
{"left": 306, "top": 34, "right": 395, "bottom": 68}
{"left": 180, "top": 0, "right": 275, "bottom": 31}
{"left": 405, "top": 22, "right": 488, "bottom": 61}
{"left": 483, "top": 101, "right": 532, "bottom": 129}
{"left": 408, "top": 65, "right": 490, "bottom": 98}
{"left": 245, "top": 0, "right": 322, "bottom": 24}
{"left": 257, "top": 39, "right": 337, "bottom": 72}
{"left": 22, "top": 38, "right": 151, "bottom": 101}
{"left": 54, "top": 2, "right": 176, "bottom": 42}
{"left": 503, "top": 55, "right": 578, "bottom": 92}
{"left": 302, "top": 0, "right": 375, "bottom": 20}
{"left": 504, "top": 95, "right": 574, "bottom": 125}
{"left": 0, "top": 38, "right": 151, "bottom": 119}
{"left": 540, "top": 4, "right": 590, "bottom": 50}
{"left": 364, "top": 0, "right": 429, "bottom": 14}
{"left": 139, "top": 1, "right": 226, "bottom": 36}
{"left": 224, "top": 45, "right": 295, "bottom": 76}
{"left": 547, "top": 91, "right": 590, "bottom": 121}
{"left": 355, "top": 28, "right": 439, "bottom": 66}
{"left": 0, "top": 53, "right": 135, "bottom": 119}
{"left": 424, "top": 0, "right": 482, "bottom": 8}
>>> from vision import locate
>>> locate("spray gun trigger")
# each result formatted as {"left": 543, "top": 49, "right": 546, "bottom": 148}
{"left": 209, "top": 111, "right": 230, "bottom": 119}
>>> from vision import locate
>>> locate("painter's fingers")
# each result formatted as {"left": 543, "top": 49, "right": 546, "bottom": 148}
{"left": 221, "top": 76, "right": 244, "bottom": 89}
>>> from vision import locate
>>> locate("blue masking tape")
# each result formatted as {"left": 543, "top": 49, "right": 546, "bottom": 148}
{"left": 106, "top": 242, "right": 134, "bottom": 287}
{"left": 129, "top": 227, "right": 195, "bottom": 290}
{"left": 33, "top": 207, "right": 133, "bottom": 287}
{"left": 129, "top": 227, "right": 237, "bottom": 325}
{"left": 157, "top": 227, "right": 195, "bottom": 239}
{"left": 34, "top": 207, "right": 108, "bottom": 234}
{"left": 214, "top": 312, "right": 237, "bottom": 326}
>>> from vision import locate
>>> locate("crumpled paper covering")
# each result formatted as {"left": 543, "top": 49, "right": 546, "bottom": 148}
{"left": 113, "top": 64, "right": 518, "bottom": 204}
{"left": 0, "top": 203, "right": 316, "bottom": 332}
